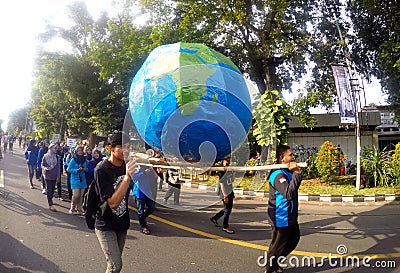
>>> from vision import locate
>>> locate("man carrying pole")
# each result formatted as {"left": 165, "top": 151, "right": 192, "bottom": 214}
{"left": 264, "top": 144, "right": 302, "bottom": 273}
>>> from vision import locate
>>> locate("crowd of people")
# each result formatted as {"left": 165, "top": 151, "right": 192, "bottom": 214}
{"left": 0, "top": 133, "right": 25, "bottom": 154}
{"left": 3, "top": 131, "right": 302, "bottom": 273}
{"left": 23, "top": 138, "right": 107, "bottom": 212}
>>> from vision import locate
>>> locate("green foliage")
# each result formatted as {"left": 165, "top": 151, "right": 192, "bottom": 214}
{"left": 246, "top": 157, "right": 258, "bottom": 167}
{"left": 139, "top": 0, "right": 337, "bottom": 96}
{"left": 252, "top": 90, "right": 291, "bottom": 147}
{"left": 7, "top": 107, "right": 30, "bottom": 135}
{"left": 140, "top": 0, "right": 393, "bottom": 129}
{"left": 29, "top": 0, "right": 400, "bottom": 143}
{"left": 301, "top": 153, "right": 319, "bottom": 179}
{"left": 316, "top": 141, "right": 344, "bottom": 179}
{"left": 361, "top": 146, "right": 393, "bottom": 187}
{"left": 348, "top": 0, "right": 400, "bottom": 118}
{"left": 391, "top": 143, "right": 400, "bottom": 185}
{"left": 32, "top": 2, "right": 153, "bottom": 139}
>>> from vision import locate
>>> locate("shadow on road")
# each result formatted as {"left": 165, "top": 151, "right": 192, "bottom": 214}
{"left": 0, "top": 230, "right": 64, "bottom": 273}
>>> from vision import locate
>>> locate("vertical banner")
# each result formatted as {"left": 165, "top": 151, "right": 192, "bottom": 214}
{"left": 331, "top": 65, "right": 356, "bottom": 125}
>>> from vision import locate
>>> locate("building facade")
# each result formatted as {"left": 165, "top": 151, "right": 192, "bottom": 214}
{"left": 287, "top": 109, "right": 381, "bottom": 164}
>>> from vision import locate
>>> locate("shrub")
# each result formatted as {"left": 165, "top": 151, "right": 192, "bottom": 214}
{"left": 391, "top": 143, "right": 400, "bottom": 186}
{"left": 300, "top": 152, "right": 319, "bottom": 179}
{"left": 316, "top": 141, "right": 344, "bottom": 179}
{"left": 361, "top": 146, "right": 392, "bottom": 187}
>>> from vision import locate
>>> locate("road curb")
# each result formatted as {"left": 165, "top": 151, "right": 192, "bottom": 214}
{"left": 233, "top": 190, "right": 400, "bottom": 205}
{"left": 182, "top": 183, "right": 400, "bottom": 205}
{"left": 234, "top": 188, "right": 400, "bottom": 203}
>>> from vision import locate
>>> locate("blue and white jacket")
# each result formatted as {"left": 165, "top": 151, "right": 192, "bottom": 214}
{"left": 267, "top": 169, "right": 302, "bottom": 228}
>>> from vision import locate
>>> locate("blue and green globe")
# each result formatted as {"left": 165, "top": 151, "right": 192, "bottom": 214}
{"left": 129, "top": 42, "right": 252, "bottom": 163}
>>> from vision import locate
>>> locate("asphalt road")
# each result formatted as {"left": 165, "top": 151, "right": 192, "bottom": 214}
{"left": 0, "top": 146, "right": 399, "bottom": 273}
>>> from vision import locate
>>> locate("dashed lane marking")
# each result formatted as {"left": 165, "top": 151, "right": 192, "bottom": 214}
{"left": 128, "top": 205, "right": 400, "bottom": 259}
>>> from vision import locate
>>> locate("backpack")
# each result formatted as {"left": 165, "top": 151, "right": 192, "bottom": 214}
{"left": 83, "top": 180, "right": 101, "bottom": 230}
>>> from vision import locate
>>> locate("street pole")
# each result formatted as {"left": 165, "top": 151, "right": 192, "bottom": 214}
{"left": 332, "top": 8, "right": 361, "bottom": 190}
{"left": 353, "top": 81, "right": 361, "bottom": 191}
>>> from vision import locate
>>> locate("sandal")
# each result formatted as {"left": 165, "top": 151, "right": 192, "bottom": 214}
{"left": 222, "top": 227, "right": 235, "bottom": 234}
{"left": 142, "top": 227, "right": 151, "bottom": 235}
{"left": 210, "top": 217, "right": 220, "bottom": 227}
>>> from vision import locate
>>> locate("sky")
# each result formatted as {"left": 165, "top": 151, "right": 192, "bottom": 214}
{"left": 0, "top": 0, "right": 388, "bottom": 131}
{"left": 0, "top": 0, "right": 118, "bottom": 132}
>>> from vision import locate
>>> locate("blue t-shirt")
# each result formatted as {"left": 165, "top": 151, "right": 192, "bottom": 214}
{"left": 132, "top": 166, "right": 157, "bottom": 199}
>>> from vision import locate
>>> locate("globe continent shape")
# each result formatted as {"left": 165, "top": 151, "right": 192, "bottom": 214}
{"left": 129, "top": 42, "right": 252, "bottom": 163}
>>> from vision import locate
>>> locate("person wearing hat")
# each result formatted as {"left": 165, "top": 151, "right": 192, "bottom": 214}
{"left": 41, "top": 143, "right": 61, "bottom": 212}
{"left": 93, "top": 131, "right": 138, "bottom": 273}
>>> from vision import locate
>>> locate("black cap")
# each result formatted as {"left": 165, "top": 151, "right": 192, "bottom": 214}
{"left": 108, "top": 131, "right": 122, "bottom": 147}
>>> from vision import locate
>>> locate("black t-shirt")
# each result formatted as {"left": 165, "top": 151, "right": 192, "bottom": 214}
{"left": 94, "top": 159, "right": 130, "bottom": 231}
{"left": 167, "top": 169, "right": 181, "bottom": 189}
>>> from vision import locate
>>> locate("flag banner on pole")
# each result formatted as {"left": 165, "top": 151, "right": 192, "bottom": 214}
{"left": 331, "top": 64, "right": 356, "bottom": 125}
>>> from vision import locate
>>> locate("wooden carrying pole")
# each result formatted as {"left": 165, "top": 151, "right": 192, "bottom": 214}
{"left": 136, "top": 161, "right": 307, "bottom": 172}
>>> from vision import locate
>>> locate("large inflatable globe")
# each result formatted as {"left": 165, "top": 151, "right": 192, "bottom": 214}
{"left": 129, "top": 42, "right": 252, "bottom": 163}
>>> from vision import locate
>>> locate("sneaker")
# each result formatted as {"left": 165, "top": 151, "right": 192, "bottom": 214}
{"left": 142, "top": 227, "right": 151, "bottom": 235}
{"left": 42, "top": 189, "right": 46, "bottom": 194}
{"left": 30, "top": 185, "right": 34, "bottom": 189}
{"left": 79, "top": 209, "right": 86, "bottom": 215}
{"left": 58, "top": 197, "right": 64, "bottom": 201}
{"left": 49, "top": 206, "right": 57, "bottom": 212}
{"left": 68, "top": 209, "right": 74, "bottom": 214}
{"left": 210, "top": 217, "right": 220, "bottom": 227}
{"left": 222, "top": 227, "right": 235, "bottom": 234}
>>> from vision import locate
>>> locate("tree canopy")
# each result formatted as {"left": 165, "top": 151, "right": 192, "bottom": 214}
{"left": 347, "top": 0, "right": 400, "bottom": 115}
{"left": 25, "top": 0, "right": 399, "bottom": 142}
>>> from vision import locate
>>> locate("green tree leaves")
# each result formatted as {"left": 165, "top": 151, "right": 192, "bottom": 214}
{"left": 252, "top": 90, "right": 291, "bottom": 147}
{"left": 31, "top": 1, "right": 152, "bottom": 139}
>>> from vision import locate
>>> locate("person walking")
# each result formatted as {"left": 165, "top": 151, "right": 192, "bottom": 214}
{"left": 18, "top": 136, "right": 22, "bottom": 148}
{"left": 3, "top": 134, "right": 8, "bottom": 153}
{"left": 37, "top": 140, "right": 50, "bottom": 194}
{"left": 162, "top": 168, "right": 181, "bottom": 205}
{"left": 67, "top": 146, "right": 88, "bottom": 215}
{"left": 264, "top": 144, "right": 302, "bottom": 273}
{"left": 41, "top": 143, "right": 61, "bottom": 212}
{"left": 8, "top": 135, "right": 14, "bottom": 154}
{"left": 84, "top": 146, "right": 93, "bottom": 161}
{"left": 210, "top": 156, "right": 235, "bottom": 234}
{"left": 93, "top": 131, "right": 137, "bottom": 273}
{"left": 25, "top": 139, "right": 39, "bottom": 189}
{"left": 86, "top": 149, "right": 103, "bottom": 186}
{"left": 132, "top": 166, "right": 157, "bottom": 235}
{"left": 55, "top": 142, "right": 65, "bottom": 200}
{"left": 63, "top": 147, "right": 73, "bottom": 200}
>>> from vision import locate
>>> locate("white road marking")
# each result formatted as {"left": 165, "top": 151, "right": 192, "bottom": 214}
{"left": 0, "top": 170, "right": 4, "bottom": 187}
